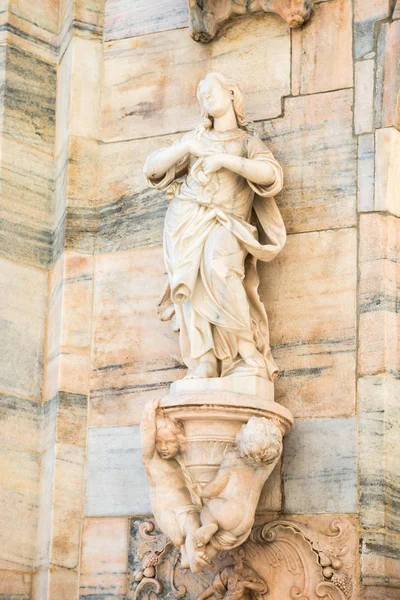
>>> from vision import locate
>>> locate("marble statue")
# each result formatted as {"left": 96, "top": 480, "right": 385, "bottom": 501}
{"left": 197, "top": 549, "right": 268, "bottom": 600}
{"left": 141, "top": 72, "right": 293, "bottom": 576}
{"left": 143, "top": 72, "right": 286, "bottom": 383}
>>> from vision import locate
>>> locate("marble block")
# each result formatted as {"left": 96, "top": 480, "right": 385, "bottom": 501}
{"left": 170, "top": 375, "right": 274, "bottom": 400}
{"left": 102, "top": 14, "right": 290, "bottom": 141}
{"left": 55, "top": 40, "right": 72, "bottom": 159}
{"left": 358, "top": 376, "right": 400, "bottom": 533}
{"left": 0, "top": 447, "right": 40, "bottom": 569}
{"left": 354, "top": 0, "right": 389, "bottom": 59}
{"left": 0, "top": 257, "right": 47, "bottom": 399}
{"left": 96, "top": 133, "right": 179, "bottom": 253}
{"left": 1, "top": 45, "right": 56, "bottom": 153}
{"left": 291, "top": 0, "right": 353, "bottom": 95}
{"left": 0, "top": 393, "right": 40, "bottom": 453}
{"left": 104, "top": 0, "right": 188, "bottom": 41}
{"left": 66, "top": 136, "right": 100, "bottom": 254}
{"left": 283, "top": 417, "right": 357, "bottom": 513}
{"left": 360, "top": 532, "right": 400, "bottom": 589}
{"left": 375, "top": 127, "right": 400, "bottom": 217}
{"left": 259, "top": 227, "right": 357, "bottom": 418}
{"left": 358, "top": 134, "right": 375, "bottom": 212}
{"left": 0, "top": 569, "right": 31, "bottom": 599}
{"left": 50, "top": 444, "right": 86, "bottom": 569}
{"left": 60, "top": 252, "right": 94, "bottom": 349}
{"left": 0, "top": 135, "right": 54, "bottom": 268}
{"left": 358, "top": 213, "right": 400, "bottom": 378}
{"left": 70, "top": 37, "right": 101, "bottom": 139}
{"left": 260, "top": 89, "right": 356, "bottom": 234}
{"left": 355, "top": 59, "right": 375, "bottom": 134}
{"left": 375, "top": 21, "right": 400, "bottom": 129}
{"left": 79, "top": 517, "right": 128, "bottom": 598}
{"left": 74, "top": 0, "right": 104, "bottom": 39}
{"left": 85, "top": 426, "right": 151, "bottom": 516}
{"left": 89, "top": 246, "right": 184, "bottom": 428}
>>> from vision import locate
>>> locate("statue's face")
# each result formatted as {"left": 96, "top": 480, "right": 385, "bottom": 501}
{"left": 155, "top": 428, "right": 180, "bottom": 459}
{"left": 198, "top": 77, "right": 233, "bottom": 119}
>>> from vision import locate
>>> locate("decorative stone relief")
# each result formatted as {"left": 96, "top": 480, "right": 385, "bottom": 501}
{"left": 128, "top": 517, "right": 357, "bottom": 600}
{"left": 187, "top": 0, "right": 314, "bottom": 43}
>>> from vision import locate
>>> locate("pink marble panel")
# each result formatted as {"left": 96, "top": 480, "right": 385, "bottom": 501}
{"left": 79, "top": 517, "right": 128, "bottom": 597}
{"left": 259, "top": 228, "right": 357, "bottom": 417}
{"left": 292, "top": 0, "right": 353, "bottom": 95}
{"left": 90, "top": 247, "right": 184, "bottom": 426}
{"left": 102, "top": 15, "right": 290, "bottom": 140}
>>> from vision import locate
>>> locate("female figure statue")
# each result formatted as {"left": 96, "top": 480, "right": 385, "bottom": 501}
{"left": 143, "top": 73, "right": 285, "bottom": 381}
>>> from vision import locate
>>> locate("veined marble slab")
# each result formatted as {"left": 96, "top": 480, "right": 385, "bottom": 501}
{"left": 104, "top": 0, "right": 188, "bottom": 41}
{"left": 102, "top": 14, "right": 290, "bottom": 141}
{"left": 260, "top": 227, "right": 357, "bottom": 418}
{"left": 85, "top": 426, "right": 151, "bottom": 516}
{"left": 283, "top": 417, "right": 357, "bottom": 513}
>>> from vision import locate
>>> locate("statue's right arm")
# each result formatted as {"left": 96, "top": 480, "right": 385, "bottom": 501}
{"left": 140, "top": 399, "right": 159, "bottom": 461}
{"left": 143, "top": 141, "right": 190, "bottom": 181}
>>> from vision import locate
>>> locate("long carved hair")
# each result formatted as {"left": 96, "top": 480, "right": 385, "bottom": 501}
{"left": 196, "top": 72, "right": 257, "bottom": 136}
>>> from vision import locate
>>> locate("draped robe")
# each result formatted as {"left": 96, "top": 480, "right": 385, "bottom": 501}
{"left": 145, "top": 127, "right": 286, "bottom": 380}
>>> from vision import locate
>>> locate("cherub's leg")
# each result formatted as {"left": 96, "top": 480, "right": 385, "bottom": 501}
{"left": 180, "top": 545, "right": 189, "bottom": 569}
{"left": 181, "top": 512, "right": 213, "bottom": 573}
{"left": 195, "top": 505, "right": 218, "bottom": 547}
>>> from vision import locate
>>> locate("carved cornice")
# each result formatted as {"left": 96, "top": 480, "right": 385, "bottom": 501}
{"left": 188, "top": 0, "right": 314, "bottom": 43}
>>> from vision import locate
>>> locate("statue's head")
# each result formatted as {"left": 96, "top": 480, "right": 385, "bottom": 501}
{"left": 155, "top": 415, "right": 185, "bottom": 459}
{"left": 237, "top": 417, "right": 282, "bottom": 465}
{"left": 196, "top": 72, "right": 254, "bottom": 134}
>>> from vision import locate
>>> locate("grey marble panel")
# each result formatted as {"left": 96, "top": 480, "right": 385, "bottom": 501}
{"left": 357, "top": 133, "right": 375, "bottom": 212}
{"left": 0, "top": 258, "right": 47, "bottom": 399}
{"left": 283, "top": 417, "right": 357, "bottom": 514}
{"left": 85, "top": 425, "right": 151, "bottom": 517}
{"left": 104, "top": 0, "right": 188, "bottom": 41}
{"left": 358, "top": 376, "right": 400, "bottom": 533}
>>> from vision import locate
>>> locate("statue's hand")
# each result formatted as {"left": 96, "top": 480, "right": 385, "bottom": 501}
{"left": 202, "top": 153, "right": 226, "bottom": 174}
{"left": 185, "top": 139, "right": 217, "bottom": 158}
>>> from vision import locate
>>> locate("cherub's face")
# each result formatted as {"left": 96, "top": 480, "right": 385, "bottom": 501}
{"left": 198, "top": 77, "right": 233, "bottom": 118}
{"left": 155, "top": 428, "right": 180, "bottom": 459}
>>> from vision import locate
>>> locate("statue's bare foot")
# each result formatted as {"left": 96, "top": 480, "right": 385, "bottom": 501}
{"left": 186, "top": 361, "right": 218, "bottom": 379}
{"left": 190, "top": 551, "right": 213, "bottom": 574}
{"left": 194, "top": 523, "right": 219, "bottom": 547}
{"left": 180, "top": 545, "right": 189, "bottom": 569}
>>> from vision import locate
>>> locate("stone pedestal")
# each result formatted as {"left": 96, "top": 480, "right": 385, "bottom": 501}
{"left": 161, "top": 376, "right": 293, "bottom": 488}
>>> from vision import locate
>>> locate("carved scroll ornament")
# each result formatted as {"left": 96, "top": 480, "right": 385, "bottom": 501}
{"left": 128, "top": 517, "right": 357, "bottom": 600}
{"left": 188, "top": 0, "right": 314, "bottom": 43}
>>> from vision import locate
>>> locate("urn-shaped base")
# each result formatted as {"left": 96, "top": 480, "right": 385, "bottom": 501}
{"left": 160, "top": 376, "right": 293, "bottom": 488}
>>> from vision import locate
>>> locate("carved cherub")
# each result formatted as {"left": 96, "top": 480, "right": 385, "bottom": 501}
{"left": 194, "top": 417, "right": 283, "bottom": 558}
{"left": 197, "top": 549, "right": 268, "bottom": 600}
{"left": 140, "top": 399, "right": 210, "bottom": 573}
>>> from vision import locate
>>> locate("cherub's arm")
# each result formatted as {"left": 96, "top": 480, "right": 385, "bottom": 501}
{"left": 200, "top": 467, "right": 230, "bottom": 498}
{"left": 140, "top": 399, "right": 159, "bottom": 462}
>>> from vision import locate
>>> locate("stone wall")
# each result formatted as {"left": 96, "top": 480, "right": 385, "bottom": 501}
{"left": 0, "top": 0, "right": 398, "bottom": 598}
